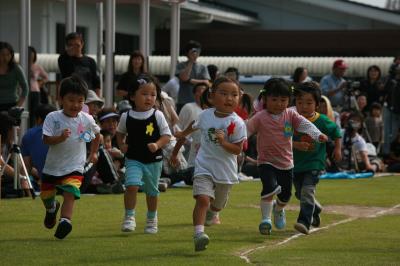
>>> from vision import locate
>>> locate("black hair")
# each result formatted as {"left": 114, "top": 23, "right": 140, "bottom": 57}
{"left": 292, "top": 67, "right": 306, "bottom": 83}
{"left": 207, "top": 64, "right": 219, "bottom": 81}
{"left": 294, "top": 81, "right": 321, "bottom": 106}
{"left": 366, "top": 65, "right": 381, "bottom": 80}
{"left": 370, "top": 102, "right": 382, "bottom": 112}
{"left": 65, "top": 32, "right": 84, "bottom": 44}
{"left": 192, "top": 82, "right": 209, "bottom": 94}
{"left": 183, "top": 40, "right": 201, "bottom": 55}
{"left": 200, "top": 86, "right": 212, "bottom": 109}
{"left": 224, "top": 67, "right": 240, "bottom": 81}
{"left": 240, "top": 93, "right": 253, "bottom": 115}
{"left": 59, "top": 75, "right": 88, "bottom": 99}
{"left": 100, "top": 129, "right": 113, "bottom": 138}
{"left": 127, "top": 50, "right": 147, "bottom": 74}
{"left": 0, "top": 111, "right": 16, "bottom": 145}
{"left": 0, "top": 41, "right": 16, "bottom": 70}
{"left": 28, "top": 46, "right": 37, "bottom": 63}
{"left": 127, "top": 73, "right": 161, "bottom": 109}
{"left": 258, "top": 78, "right": 292, "bottom": 101}
{"left": 210, "top": 76, "right": 240, "bottom": 93}
{"left": 35, "top": 104, "right": 57, "bottom": 122}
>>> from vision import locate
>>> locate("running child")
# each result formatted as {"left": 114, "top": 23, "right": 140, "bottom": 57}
{"left": 293, "top": 82, "right": 342, "bottom": 234}
{"left": 116, "top": 74, "right": 171, "bottom": 234}
{"left": 41, "top": 75, "right": 101, "bottom": 239}
{"left": 247, "top": 78, "right": 328, "bottom": 235}
{"left": 175, "top": 76, "right": 247, "bottom": 251}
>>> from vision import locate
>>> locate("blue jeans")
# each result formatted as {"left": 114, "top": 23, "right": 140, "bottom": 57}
{"left": 383, "top": 107, "right": 400, "bottom": 155}
{"left": 293, "top": 170, "right": 322, "bottom": 228}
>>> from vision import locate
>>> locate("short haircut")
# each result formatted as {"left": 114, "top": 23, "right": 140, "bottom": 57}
{"left": 59, "top": 75, "right": 88, "bottom": 99}
{"left": 35, "top": 104, "right": 57, "bottom": 121}
{"left": 370, "top": 102, "right": 382, "bottom": 112}
{"left": 65, "top": 32, "right": 83, "bottom": 43}
{"left": 224, "top": 67, "right": 240, "bottom": 79}
{"left": 183, "top": 40, "right": 201, "bottom": 54}
{"left": 294, "top": 81, "right": 321, "bottom": 106}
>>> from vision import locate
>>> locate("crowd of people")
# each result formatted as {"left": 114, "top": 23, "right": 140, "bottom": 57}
{"left": 1, "top": 35, "right": 400, "bottom": 249}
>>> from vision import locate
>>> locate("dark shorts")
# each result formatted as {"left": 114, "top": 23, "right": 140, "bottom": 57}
{"left": 258, "top": 164, "right": 293, "bottom": 203}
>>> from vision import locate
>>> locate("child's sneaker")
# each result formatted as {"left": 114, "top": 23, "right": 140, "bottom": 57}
{"left": 193, "top": 232, "right": 209, "bottom": 251}
{"left": 44, "top": 200, "right": 60, "bottom": 229}
{"left": 205, "top": 210, "right": 216, "bottom": 226}
{"left": 144, "top": 218, "right": 158, "bottom": 234}
{"left": 294, "top": 222, "right": 309, "bottom": 235}
{"left": 54, "top": 219, "right": 72, "bottom": 239}
{"left": 258, "top": 219, "right": 272, "bottom": 235}
{"left": 273, "top": 201, "right": 286, "bottom": 229}
{"left": 311, "top": 212, "right": 321, "bottom": 227}
{"left": 121, "top": 216, "right": 136, "bottom": 232}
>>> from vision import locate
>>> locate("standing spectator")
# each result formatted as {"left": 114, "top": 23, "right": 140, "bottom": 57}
{"left": 28, "top": 46, "right": 49, "bottom": 126}
{"left": 292, "top": 67, "right": 312, "bottom": 84}
{"left": 320, "top": 59, "right": 348, "bottom": 110}
{"left": 116, "top": 50, "right": 147, "bottom": 99}
{"left": 58, "top": 32, "right": 100, "bottom": 96}
{"left": 175, "top": 40, "right": 210, "bottom": 113}
{"left": 161, "top": 76, "right": 179, "bottom": 104}
{"left": 0, "top": 42, "right": 29, "bottom": 111}
{"left": 359, "top": 65, "right": 386, "bottom": 110}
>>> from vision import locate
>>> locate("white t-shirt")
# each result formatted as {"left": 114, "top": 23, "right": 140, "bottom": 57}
{"left": 193, "top": 108, "right": 247, "bottom": 184}
{"left": 117, "top": 108, "right": 171, "bottom": 137}
{"left": 42, "top": 110, "right": 100, "bottom": 176}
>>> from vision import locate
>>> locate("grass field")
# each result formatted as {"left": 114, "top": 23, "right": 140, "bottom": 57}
{"left": 1, "top": 175, "right": 400, "bottom": 265}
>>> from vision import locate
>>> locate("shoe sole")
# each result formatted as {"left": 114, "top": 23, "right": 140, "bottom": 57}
{"left": 121, "top": 227, "right": 136, "bottom": 232}
{"left": 294, "top": 223, "right": 309, "bottom": 235}
{"left": 259, "top": 221, "right": 272, "bottom": 235}
{"left": 194, "top": 236, "right": 210, "bottom": 251}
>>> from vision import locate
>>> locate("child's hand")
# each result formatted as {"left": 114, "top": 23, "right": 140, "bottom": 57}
{"left": 148, "top": 142, "right": 159, "bottom": 153}
{"left": 61, "top": 128, "right": 71, "bottom": 141}
{"left": 215, "top": 129, "right": 225, "bottom": 144}
{"left": 293, "top": 141, "right": 311, "bottom": 151}
{"left": 318, "top": 134, "right": 328, "bottom": 143}
{"left": 169, "top": 154, "right": 180, "bottom": 168}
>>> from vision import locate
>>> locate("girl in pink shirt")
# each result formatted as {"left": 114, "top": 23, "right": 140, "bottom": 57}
{"left": 247, "top": 78, "right": 327, "bottom": 235}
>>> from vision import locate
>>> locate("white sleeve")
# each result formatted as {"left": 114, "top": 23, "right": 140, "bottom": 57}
{"left": 178, "top": 104, "right": 193, "bottom": 130}
{"left": 88, "top": 114, "right": 101, "bottom": 134}
{"left": 156, "top": 110, "right": 172, "bottom": 136}
{"left": 42, "top": 112, "right": 56, "bottom": 137}
{"left": 116, "top": 112, "right": 128, "bottom": 134}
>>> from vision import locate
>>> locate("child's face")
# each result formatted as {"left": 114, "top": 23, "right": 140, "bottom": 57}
{"left": 103, "top": 135, "right": 112, "bottom": 149}
{"left": 61, "top": 93, "right": 85, "bottom": 117}
{"left": 296, "top": 93, "right": 316, "bottom": 117}
{"left": 87, "top": 102, "right": 102, "bottom": 116}
{"left": 265, "top": 95, "right": 289, "bottom": 115}
{"left": 371, "top": 108, "right": 381, "bottom": 117}
{"left": 130, "top": 83, "right": 157, "bottom": 112}
{"left": 357, "top": 96, "right": 367, "bottom": 109}
{"left": 211, "top": 82, "right": 240, "bottom": 114}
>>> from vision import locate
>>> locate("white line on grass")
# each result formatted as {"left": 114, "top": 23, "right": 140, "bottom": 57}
{"left": 238, "top": 204, "right": 400, "bottom": 264}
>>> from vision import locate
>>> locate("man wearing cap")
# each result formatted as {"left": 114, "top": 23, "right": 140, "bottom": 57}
{"left": 320, "top": 59, "right": 348, "bottom": 110}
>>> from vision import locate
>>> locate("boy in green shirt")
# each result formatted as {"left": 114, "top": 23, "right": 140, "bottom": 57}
{"left": 293, "top": 82, "right": 342, "bottom": 234}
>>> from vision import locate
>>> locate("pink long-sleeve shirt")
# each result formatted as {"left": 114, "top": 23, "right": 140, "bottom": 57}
{"left": 247, "top": 108, "right": 322, "bottom": 170}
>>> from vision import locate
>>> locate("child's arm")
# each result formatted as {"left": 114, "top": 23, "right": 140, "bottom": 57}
{"left": 294, "top": 113, "right": 328, "bottom": 143}
{"left": 174, "top": 120, "right": 197, "bottom": 139}
{"left": 116, "top": 132, "right": 128, "bottom": 154}
{"left": 333, "top": 137, "right": 342, "bottom": 162}
{"left": 87, "top": 133, "right": 101, "bottom": 164}
{"left": 215, "top": 129, "right": 244, "bottom": 155}
{"left": 170, "top": 137, "right": 186, "bottom": 168}
{"left": 43, "top": 128, "right": 71, "bottom": 145}
{"left": 293, "top": 141, "right": 311, "bottom": 151}
{"left": 148, "top": 135, "right": 171, "bottom": 153}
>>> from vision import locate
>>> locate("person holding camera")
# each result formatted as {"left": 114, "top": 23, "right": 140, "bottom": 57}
{"left": 320, "top": 59, "right": 348, "bottom": 111}
{"left": 0, "top": 42, "right": 29, "bottom": 112}
{"left": 175, "top": 40, "right": 210, "bottom": 113}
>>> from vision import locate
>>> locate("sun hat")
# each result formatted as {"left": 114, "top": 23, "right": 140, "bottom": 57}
{"left": 85, "top": 90, "right": 105, "bottom": 106}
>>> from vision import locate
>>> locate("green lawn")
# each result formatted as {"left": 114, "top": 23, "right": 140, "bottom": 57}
{"left": 1, "top": 175, "right": 399, "bottom": 265}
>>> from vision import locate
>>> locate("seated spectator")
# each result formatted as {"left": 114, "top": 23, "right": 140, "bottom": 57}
{"left": 319, "top": 95, "right": 341, "bottom": 129}
{"left": 85, "top": 90, "right": 104, "bottom": 119}
{"left": 21, "top": 104, "right": 57, "bottom": 191}
{"left": 97, "top": 107, "right": 120, "bottom": 147}
{"left": 292, "top": 67, "right": 312, "bottom": 84}
{"left": 386, "top": 129, "right": 400, "bottom": 172}
{"left": 356, "top": 94, "right": 368, "bottom": 118}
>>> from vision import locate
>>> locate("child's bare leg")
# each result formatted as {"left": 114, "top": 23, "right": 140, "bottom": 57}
{"left": 61, "top": 192, "right": 75, "bottom": 219}
{"left": 193, "top": 195, "right": 210, "bottom": 226}
{"left": 146, "top": 194, "right": 158, "bottom": 212}
{"left": 124, "top": 186, "right": 139, "bottom": 210}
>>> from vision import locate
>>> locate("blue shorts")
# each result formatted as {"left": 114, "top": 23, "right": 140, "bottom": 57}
{"left": 125, "top": 159, "right": 162, "bottom": 197}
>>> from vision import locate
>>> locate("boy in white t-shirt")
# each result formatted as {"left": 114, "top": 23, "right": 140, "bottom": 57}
{"left": 41, "top": 75, "right": 101, "bottom": 239}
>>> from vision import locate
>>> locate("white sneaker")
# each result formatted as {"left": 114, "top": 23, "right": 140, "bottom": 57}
{"left": 144, "top": 218, "right": 158, "bottom": 234}
{"left": 121, "top": 216, "right": 136, "bottom": 232}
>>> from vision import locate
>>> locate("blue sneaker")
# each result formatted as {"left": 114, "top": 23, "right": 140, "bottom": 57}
{"left": 194, "top": 232, "right": 210, "bottom": 251}
{"left": 273, "top": 201, "right": 286, "bottom": 229}
{"left": 258, "top": 219, "right": 272, "bottom": 235}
